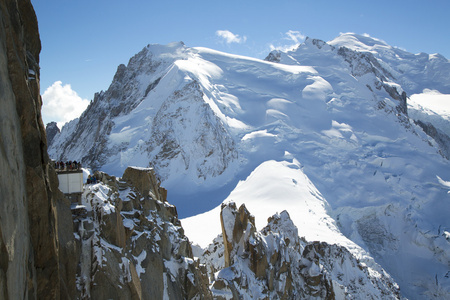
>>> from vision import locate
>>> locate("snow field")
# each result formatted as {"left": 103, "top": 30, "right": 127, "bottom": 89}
{"left": 51, "top": 33, "right": 450, "bottom": 299}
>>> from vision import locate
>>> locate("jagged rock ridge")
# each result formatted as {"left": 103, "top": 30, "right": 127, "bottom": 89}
{"left": 202, "top": 202, "right": 400, "bottom": 299}
{"left": 72, "top": 167, "right": 212, "bottom": 299}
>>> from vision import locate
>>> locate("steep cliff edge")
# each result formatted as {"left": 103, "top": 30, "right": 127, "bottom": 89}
{"left": 0, "top": 0, "right": 76, "bottom": 298}
{"left": 74, "top": 167, "right": 211, "bottom": 299}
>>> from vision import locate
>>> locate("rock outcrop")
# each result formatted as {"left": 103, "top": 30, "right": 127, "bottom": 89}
{"left": 73, "top": 167, "right": 211, "bottom": 299}
{"left": 336, "top": 46, "right": 408, "bottom": 117}
{"left": 0, "top": 0, "right": 76, "bottom": 299}
{"left": 45, "top": 121, "right": 60, "bottom": 147}
{"left": 414, "top": 119, "right": 450, "bottom": 159}
{"left": 204, "top": 202, "right": 401, "bottom": 299}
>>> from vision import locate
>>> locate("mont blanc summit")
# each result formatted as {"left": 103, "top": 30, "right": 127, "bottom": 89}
{"left": 48, "top": 33, "right": 450, "bottom": 298}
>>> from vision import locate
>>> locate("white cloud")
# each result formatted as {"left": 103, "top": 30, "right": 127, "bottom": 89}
{"left": 41, "top": 81, "right": 90, "bottom": 128}
{"left": 269, "top": 30, "right": 306, "bottom": 52}
{"left": 216, "top": 30, "right": 247, "bottom": 44}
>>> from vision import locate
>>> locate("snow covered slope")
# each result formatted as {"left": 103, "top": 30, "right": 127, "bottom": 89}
{"left": 48, "top": 33, "right": 450, "bottom": 298}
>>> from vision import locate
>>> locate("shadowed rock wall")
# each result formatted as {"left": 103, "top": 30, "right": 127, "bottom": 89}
{"left": 0, "top": 0, "right": 76, "bottom": 299}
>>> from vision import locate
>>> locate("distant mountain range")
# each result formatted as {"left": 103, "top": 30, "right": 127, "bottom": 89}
{"left": 48, "top": 33, "right": 450, "bottom": 299}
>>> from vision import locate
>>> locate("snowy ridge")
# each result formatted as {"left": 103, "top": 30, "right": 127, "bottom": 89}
{"left": 49, "top": 33, "right": 450, "bottom": 298}
{"left": 328, "top": 33, "right": 450, "bottom": 95}
{"left": 183, "top": 159, "right": 356, "bottom": 248}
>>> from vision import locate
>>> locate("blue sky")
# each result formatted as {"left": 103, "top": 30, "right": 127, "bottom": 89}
{"left": 31, "top": 0, "right": 450, "bottom": 126}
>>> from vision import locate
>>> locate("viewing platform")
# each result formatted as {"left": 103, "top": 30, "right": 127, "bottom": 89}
{"left": 55, "top": 164, "right": 83, "bottom": 204}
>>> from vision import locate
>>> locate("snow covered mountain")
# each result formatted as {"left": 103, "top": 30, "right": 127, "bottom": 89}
{"left": 48, "top": 33, "right": 450, "bottom": 298}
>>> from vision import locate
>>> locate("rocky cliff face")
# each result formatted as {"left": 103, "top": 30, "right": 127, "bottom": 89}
{"left": 336, "top": 45, "right": 408, "bottom": 116}
{"left": 45, "top": 121, "right": 60, "bottom": 146}
{"left": 414, "top": 119, "right": 450, "bottom": 159}
{"left": 73, "top": 167, "right": 211, "bottom": 299}
{"left": 0, "top": 0, "right": 76, "bottom": 299}
{"left": 203, "top": 202, "right": 400, "bottom": 299}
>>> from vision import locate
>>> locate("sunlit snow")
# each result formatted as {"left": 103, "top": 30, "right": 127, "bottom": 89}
{"left": 49, "top": 33, "right": 450, "bottom": 299}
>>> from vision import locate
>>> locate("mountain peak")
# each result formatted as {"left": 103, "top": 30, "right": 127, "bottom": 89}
{"left": 301, "top": 36, "right": 335, "bottom": 51}
{"left": 328, "top": 32, "right": 391, "bottom": 53}
{"left": 142, "top": 41, "right": 188, "bottom": 59}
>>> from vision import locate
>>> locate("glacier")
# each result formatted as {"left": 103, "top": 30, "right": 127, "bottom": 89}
{"left": 48, "top": 33, "right": 450, "bottom": 299}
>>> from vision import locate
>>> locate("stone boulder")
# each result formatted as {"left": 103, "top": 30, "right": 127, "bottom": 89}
{"left": 122, "top": 167, "right": 167, "bottom": 203}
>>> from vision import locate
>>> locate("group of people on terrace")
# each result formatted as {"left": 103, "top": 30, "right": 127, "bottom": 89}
{"left": 54, "top": 159, "right": 101, "bottom": 186}
{"left": 55, "top": 160, "right": 82, "bottom": 171}
{"left": 86, "top": 175, "right": 98, "bottom": 184}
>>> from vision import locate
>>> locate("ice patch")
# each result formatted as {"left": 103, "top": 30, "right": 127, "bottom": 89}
{"left": 122, "top": 218, "right": 135, "bottom": 230}
{"left": 437, "top": 176, "right": 450, "bottom": 193}
{"left": 267, "top": 98, "right": 292, "bottom": 110}
{"left": 134, "top": 250, "right": 147, "bottom": 277}
{"left": 302, "top": 75, "right": 333, "bottom": 101}
{"left": 241, "top": 130, "right": 276, "bottom": 141}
